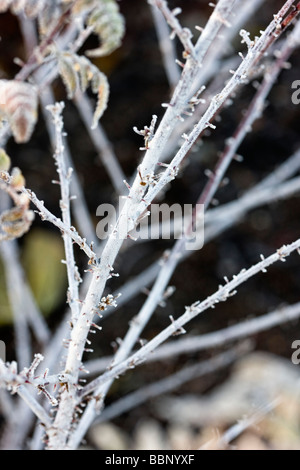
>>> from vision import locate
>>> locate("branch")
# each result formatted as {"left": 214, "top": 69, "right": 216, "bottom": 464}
{"left": 138, "top": 16, "right": 300, "bottom": 213}
{"left": 75, "top": 14, "right": 300, "bottom": 407}
{"left": 199, "top": 19, "right": 300, "bottom": 209}
{"left": 15, "top": 3, "right": 75, "bottom": 82}
{"left": 0, "top": 360, "right": 52, "bottom": 427}
{"left": 202, "top": 400, "right": 279, "bottom": 449}
{"left": 40, "top": 86, "right": 96, "bottom": 245}
{"left": 18, "top": 15, "right": 97, "bottom": 246}
{"left": 149, "top": 0, "right": 196, "bottom": 59}
{"left": 19, "top": 185, "right": 97, "bottom": 260}
{"left": 220, "top": 402, "right": 280, "bottom": 448}
{"left": 47, "top": 0, "right": 300, "bottom": 448}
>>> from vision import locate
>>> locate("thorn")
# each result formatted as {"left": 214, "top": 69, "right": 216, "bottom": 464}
{"left": 211, "top": 198, "right": 219, "bottom": 206}
{"left": 172, "top": 7, "right": 182, "bottom": 16}
{"left": 175, "top": 59, "right": 185, "bottom": 68}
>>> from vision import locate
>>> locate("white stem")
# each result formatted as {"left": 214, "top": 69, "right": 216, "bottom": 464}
{"left": 47, "top": 102, "right": 81, "bottom": 324}
{"left": 40, "top": 86, "right": 96, "bottom": 245}
{"left": 22, "top": 185, "right": 96, "bottom": 259}
{"left": 17, "top": 386, "right": 52, "bottom": 427}
{"left": 150, "top": 0, "right": 196, "bottom": 57}
{"left": 83, "top": 300, "right": 300, "bottom": 376}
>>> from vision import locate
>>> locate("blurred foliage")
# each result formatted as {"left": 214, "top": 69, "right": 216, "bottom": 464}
{"left": 21, "top": 229, "right": 67, "bottom": 316}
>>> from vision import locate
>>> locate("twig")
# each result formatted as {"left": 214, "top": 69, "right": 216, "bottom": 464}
{"left": 45, "top": 103, "right": 83, "bottom": 448}
{"left": 190, "top": 0, "right": 264, "bottom": 96}
{"left": 199, "top": 19, "right": 300, "bottom": 210}
{"left": 20, "top": 13, "right": 97, "bottom": 247}
{"left": 150, "top": 3, "right": 181, "bottom": 89}
{"left": 139, "top": 17, "right": 300, "bottom": 213}
{"left": 82, "top": 9, "right": 300, "bottom": 404}
{"left": 19, "top": 185, "right": 96, "bottom": 260}
{"left": 194, "top": 0, "right": 237, "bottom": 58}
{"left": 15, "top": 3, "right": 75, "bottom": 82}
{"left": 83, "top": 301, "right": 300, "bottom": 375}
{"left": 40, "top": 86, "right": 96, "bottom": 245}
{"left": 149, "top": 0, "right": 196, "bottom": 59}
{"left": 46, "top": 2, "right": 239, "bottom": 447}
{"left": 17, "top": 386, "right": 52, "bottom": 427}
{"left": 0, "top": 238, "right": 50, "bottom": 346}
{"left": 86, "top": 152, "right": 300, "bottom": 332}
{"left": 101, "top": 23, "right": 300, "bottom": 405}
{"left": 215, "top": 400, "right": 280, "bottom": 449}
{"left": 68, "top": 30, "right": 299, "bottom": 435}
{"left": 0, "top": 361, "right": 52, "bottom": 427}
{"left": 206, "top": 174, "right": 300, "bottom": 235}
{"left": 142, "top": 301, "right": 300, "bottom": 364}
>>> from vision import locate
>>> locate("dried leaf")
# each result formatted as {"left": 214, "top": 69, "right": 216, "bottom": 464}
{"left": 38, "top": 0, "right": 61, "bottom": 37}
{"left": 91, "top": 69, "right": 109, "bottom": 128}
{"left": 58, "top": 55, "right": 79, "bottom": 99}
{"left": 0, "top": 0, "right": 125, "bottom": 52}
{"left": 70, "top": 0, "right": 125, "bottom": 58}
{"left": 0, "top": 165, "right": 34, "bottom": 242}
{"left": 0, "top": 206, "right": 34, "bottom": 240}
{"left": 0, "top": 80, "right": 38, "bottom": 143}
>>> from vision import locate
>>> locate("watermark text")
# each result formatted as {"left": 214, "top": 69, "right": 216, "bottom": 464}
{"left": 291, "top": 80, "right": 300, "bottom": 105}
